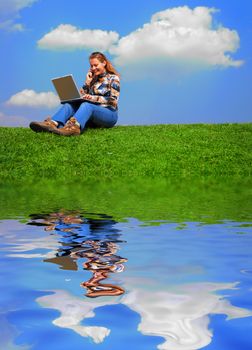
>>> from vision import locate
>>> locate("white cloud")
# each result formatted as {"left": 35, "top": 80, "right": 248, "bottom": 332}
{"left": 35, "top": 6, "right": 243, "bottom": 80}
{"left": 0, "top": 111, "right": 30, "bottom": 127}
{"left": 0, "top": 19, "right": 24, "bottom": 32}
{"left": 6, "top": 89, "right": 59, "bottom": 108}
{"left": 0, "top": 0, "right": 38, "bottom": 31}
{"left": 0, "top": 0, "right": 37, "bottom": 14}
{"left": 37, "top": 24, "right": 119, "bottom": 51}
{"left": 110, "top": 6, "right": 243, "bottom": 69}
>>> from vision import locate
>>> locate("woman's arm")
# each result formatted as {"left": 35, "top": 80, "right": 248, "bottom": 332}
{"left": 81, "top": 70, "right": 94, "bottom": 94}
{"left": 82, "top": 75, "right": 120, "bottom": 109}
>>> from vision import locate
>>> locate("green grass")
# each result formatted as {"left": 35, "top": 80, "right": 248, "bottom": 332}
{"left": 0, "top": 123, "right": 251, "bottom": 180}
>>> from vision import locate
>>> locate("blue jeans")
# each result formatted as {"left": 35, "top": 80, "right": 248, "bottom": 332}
{"left": 52, "top": 102, "right": 118, "bottom": 131}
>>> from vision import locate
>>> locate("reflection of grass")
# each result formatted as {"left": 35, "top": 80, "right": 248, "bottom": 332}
{"left": 0, "top": 177, "right": 251, "bottom": 223}
{"left": 0, "top": 123, "right": 251, "bottom": 179}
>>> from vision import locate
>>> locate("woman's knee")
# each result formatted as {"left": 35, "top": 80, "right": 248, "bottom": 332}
{"left": 79, "top": 102, "right": 94, "bottom": 112}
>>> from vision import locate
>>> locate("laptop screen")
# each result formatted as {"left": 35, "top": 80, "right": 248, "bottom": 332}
{"left": 52, "top": 75, "right": 82, "bottom": 102}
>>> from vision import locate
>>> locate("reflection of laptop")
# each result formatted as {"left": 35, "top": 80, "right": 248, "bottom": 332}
{"left": 51, "top": 74, "right": 83, "bottom": 103}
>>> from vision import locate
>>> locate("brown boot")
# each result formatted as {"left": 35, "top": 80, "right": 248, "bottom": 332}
{"left": 56, "top": 117, "right": 81, "bottom": 136}
{"left": 30, "top": 117, "right": 58, "bottom": 133}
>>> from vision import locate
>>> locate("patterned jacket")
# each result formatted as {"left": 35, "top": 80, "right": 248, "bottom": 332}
{"left": 82, "top": 72, "right": 120, "bottom": 111}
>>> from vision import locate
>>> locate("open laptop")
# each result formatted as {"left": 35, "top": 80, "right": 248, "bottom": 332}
{"left": 51, "top": 74, "right": 83, "bottom": 103}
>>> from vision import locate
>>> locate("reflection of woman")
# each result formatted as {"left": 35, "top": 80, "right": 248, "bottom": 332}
{"left": 71, "top": 241, "right": 127, "bottom": 297}
{"left": 28, "top": 211, "right": 127, "bottom": 297}
{"left": 29, "top": 52, "right": 120, "bottom": 136}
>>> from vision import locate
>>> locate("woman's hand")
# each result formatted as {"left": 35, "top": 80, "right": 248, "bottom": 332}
{"left": 82, "top": 93, "right": 93, "bottom": 101}
{"left": 85, "top": 70, "right": 93, "bottom": 86}
{"left": 79, "top": 88, "right": 85, "bottom": 96}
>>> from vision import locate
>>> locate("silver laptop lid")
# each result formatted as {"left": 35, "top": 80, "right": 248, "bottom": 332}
{"left": 51, "top": 74, "right": 82, "bottom": 103}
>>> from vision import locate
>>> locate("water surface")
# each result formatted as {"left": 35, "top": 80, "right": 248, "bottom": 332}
{"left": 0, "top": 178, "right": 251, "bottom": 350}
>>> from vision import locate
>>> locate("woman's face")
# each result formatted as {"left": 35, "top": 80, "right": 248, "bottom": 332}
{"left": 89, "top": 58, "right": 106, "bottom": 76}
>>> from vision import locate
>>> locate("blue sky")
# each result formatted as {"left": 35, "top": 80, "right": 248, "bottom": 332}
{"left": 0, "top": 0, "right": 251, "bottom": 126}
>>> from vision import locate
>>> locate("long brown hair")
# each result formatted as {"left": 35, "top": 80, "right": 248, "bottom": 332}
{"left": 89, "top": 52, "right": 120, "bottom": 77}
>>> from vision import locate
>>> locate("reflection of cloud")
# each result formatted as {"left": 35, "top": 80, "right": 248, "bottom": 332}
{"left": 5, "top": 235, "right": 58, "bottom": 259}
{"left": 37, "top": 290, "right": 112, "bottom": 343}
{"left": 6, "top": 89, "right": 59, "bottom": 108}
{"left": 0, "top": 221, "right": 58, "bottom": 259}
{"left": 7, "top": 252, "right": 56, "bottom": 259}
{"left": 5, "top": 237, "right": 57, "bottom": 251}
{"left": 37, "top": 282, "right": 252, "bottom": 349}
{"left": 0, "top": 313, "right": 30, "bottom": 350}
{"left": 122, "top": 281, "right": 252, "bottom": 350}
{"left": 37, "top": 24, "right": 119, "bottom": 51}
